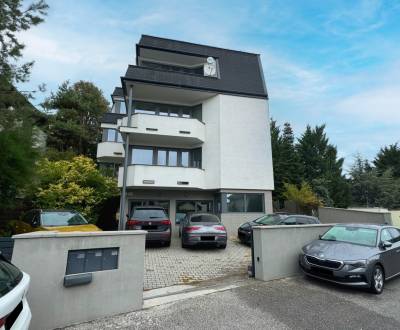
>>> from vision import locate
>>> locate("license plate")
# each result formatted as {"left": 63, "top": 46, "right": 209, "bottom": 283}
{"left": 201, "top": 236, "right": 215, "bottom": 241}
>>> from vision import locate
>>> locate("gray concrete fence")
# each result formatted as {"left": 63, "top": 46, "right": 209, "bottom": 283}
{"left": 12, "top": 231, "right": 146, "bottom": 330}
{"left": 253, "top": 224, "right": 333, "bottom": 281}
{"left": 318, "top": 207, "right": 392, "bottom": 225}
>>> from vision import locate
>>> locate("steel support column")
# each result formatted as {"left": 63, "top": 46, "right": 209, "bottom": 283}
{"left": 118, "top": 85, "right": 133, "bottom": 230}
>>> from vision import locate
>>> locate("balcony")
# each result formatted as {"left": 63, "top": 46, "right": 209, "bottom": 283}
{"left": 118, "top": 114, "right": 205, "bottom": 147}
{"left": 118, "top": 165, "right": 205, "bottom": 189}
{"left": 97, "top": 142, "right": 125, "bottom": 163}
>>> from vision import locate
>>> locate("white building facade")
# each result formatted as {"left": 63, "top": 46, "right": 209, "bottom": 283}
{"left": 97, "top": 35, "right": 274, "bottom": 235}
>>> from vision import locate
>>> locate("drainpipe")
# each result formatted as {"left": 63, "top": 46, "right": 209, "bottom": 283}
{"left": 118, "top": 85, "right": 133, "bottom": 230}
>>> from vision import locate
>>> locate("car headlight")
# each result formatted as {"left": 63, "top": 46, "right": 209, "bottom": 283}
{"left": 345, "top": 260, "right": 367, "bottom": 268}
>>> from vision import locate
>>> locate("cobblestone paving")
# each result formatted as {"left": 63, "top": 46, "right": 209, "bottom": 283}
{"left": 144, "top": 233, "right": 251, "bottom": 290}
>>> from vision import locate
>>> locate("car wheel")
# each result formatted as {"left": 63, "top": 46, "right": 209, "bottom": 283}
{"left": 370, "top": 265, "right": 384, "bottom": 294}
{"left": 181, "top": 240, "right": 187, "bottom": 248}
{"left": 165, "top": 240, "right": 171, "bottom": 247}
{"left": 178, "top": 230, "right": 181, "bottom": 238}
{"left": 219, "top": 244, "right": 227, "bottom": 249}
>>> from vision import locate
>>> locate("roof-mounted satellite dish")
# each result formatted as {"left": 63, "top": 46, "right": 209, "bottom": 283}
{"left": 204, "top": 57, "right": 217, "bottom": 76}
{"left": 207, "top": 57, "right": 216, "bottom": 64}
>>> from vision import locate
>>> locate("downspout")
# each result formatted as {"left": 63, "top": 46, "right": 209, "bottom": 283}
{"left": 118, "top": 85, "right": 133, "bottom": 230}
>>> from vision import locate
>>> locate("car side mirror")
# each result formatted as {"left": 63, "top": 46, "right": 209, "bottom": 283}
{"left": 382, "top": 241, "right": 392, "bottom": 249}
{"left": 318, "top": 234, "right": 322, "bottom": 239}
{"left": 175, "top": 219, "right": 181, "bottom": 225}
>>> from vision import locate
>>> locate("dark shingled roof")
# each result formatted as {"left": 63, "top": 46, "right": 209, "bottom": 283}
{"left": 112, "top": 87, "right": 123, "bottom": 97}
{"left": 122, "top": 35, "right": 268, "bottom": 99}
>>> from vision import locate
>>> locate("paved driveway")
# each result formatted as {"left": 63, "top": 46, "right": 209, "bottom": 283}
{"left": 144, "top": 233, "right": 251, "bottom": 290}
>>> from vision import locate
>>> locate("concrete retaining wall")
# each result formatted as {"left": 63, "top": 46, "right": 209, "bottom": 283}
{"left": 391, "top": 211, "right": 400, "bottom": 227}
{"left": 12, "top": 231, "right": 146, "bottom": 330}
{"left": 253, "top": 224, "right": 333, "bottom": 281}
{"left": 318, "top": 207, "right": 392, "bottom": 225}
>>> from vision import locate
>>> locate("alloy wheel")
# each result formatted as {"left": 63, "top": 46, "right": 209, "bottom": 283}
{"left": 373, "top": 267, "right": 384, "bottom": 293}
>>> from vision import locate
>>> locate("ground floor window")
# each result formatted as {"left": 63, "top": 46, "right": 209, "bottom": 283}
{"left": 217, "top": 193, "right": 264, "bottom": 213}
{"left": 176, "top": 200, "right": 213, "bottom": 222}
{"left": 129, "top": 200, "right": 170, "bottom": 217}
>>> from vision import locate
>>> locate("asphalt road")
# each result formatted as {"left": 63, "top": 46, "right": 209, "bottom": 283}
{"left": 66, "top": 274, "right": 400, "bottom": 330}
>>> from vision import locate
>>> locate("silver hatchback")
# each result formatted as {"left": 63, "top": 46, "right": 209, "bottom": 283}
{"left": 179, "top": 213, "right": 227, "bottom": 249}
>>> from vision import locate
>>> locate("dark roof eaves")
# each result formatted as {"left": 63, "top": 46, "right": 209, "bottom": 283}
{"left": 138, "top": 34, "right": 261, "bottom": 57}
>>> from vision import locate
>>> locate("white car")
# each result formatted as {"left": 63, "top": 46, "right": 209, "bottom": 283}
{"left": 0, "top": 255, "right": 31, "bottom": 329}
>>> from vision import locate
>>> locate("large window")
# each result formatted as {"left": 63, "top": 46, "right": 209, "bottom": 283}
{"left": 103, "top": 129, "right": 122, "bottom": 143}
{"left": 131, "top": 147, "right": 153, "bottom": 165}
{"left": 132, "top": 101, "right": 202, "bottom": 121}
{"left": 130, "top": 146, "right": 201, "bottom": 168}
{"left": 219, "top": 193, "right": 264, "bottom": 213}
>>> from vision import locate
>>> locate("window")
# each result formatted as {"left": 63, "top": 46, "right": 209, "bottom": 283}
{"left": 132, "top": 208, "right": 167, "bottom": 220}
{"left": 66, "top": 248, "right": 119, "bottom": 275}
{"left": 246, "top": 194, "right": 263, "bottom": 212}
{"left": 130, "top": 200, "right": 170, "bottom": 216}
{"left": 321, "top": 226, "right": 378, "bottom": 247}
{"left": 132, "top": 147, "right": 153, "bottom": 165}
{"left": 388, "top": 228, "right": 400, "bottom": 243}
{"left": 157, "top": 150, "right": 167, "bottom": 165}
{"left": 220, "top": 193, "right": 265, "bottom": 213}
{"left": 130, "top": 146, "right": 201, "bottom": 168}
{"left": 116, "top": 132, "right": 123, "bottom": 143}
{"left": 119, "top": 101, "right": 127, "bottom": 114}
{"left": 181, "top": 151, "right": 189, "bottom": 167}
{"left": 106, "top": 129, "right": 116, "bottom": 142}
{"left": 226, "top": 194, "right": 245, "bottom": 212}
{"left": 0, "top": 258, "right": 22, "bottom": 298}
{"left": 41, "top": 211, "right": 88, "bottom": 227}
{"left": 168, "top": 151, "right": 178, "bottom": 166}
{"left": 190, "top": 214, "right": 220, "bottom": 223}
{"left": 381, "top": 229, "right": 392, "bottom": 242}
{"left": 131, "top": 101, "right": 202, "bottom": 120}
{"left": 135, "top": 109, "right": 156, "bottom": 115}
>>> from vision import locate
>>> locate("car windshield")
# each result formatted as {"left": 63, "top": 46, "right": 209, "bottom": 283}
{"left": 321, "top": 226, "right": 378, "bottom": 247}
{"left": 0, "top": 257, "right": 23, "bottom": 298}
{"left": 190, "top": 214, "right": 220, "bottom": 223}
{"left": 41, "top": 211, "right": 88, "bottom": 226}
{"left": 132, "top": 209, "right": 166, "bottom": 219}
{"left": 254, "top": 214, "right": 282, "bottom": 225}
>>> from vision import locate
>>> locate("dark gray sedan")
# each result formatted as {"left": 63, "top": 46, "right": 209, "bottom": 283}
{"left": 299, "top": 224, "right": 400, "bottom": 294}
{"left": 179, "top": 213, "right": 227, "bottom": 249}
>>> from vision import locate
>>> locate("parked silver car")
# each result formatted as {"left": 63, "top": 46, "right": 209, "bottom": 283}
{"left": 299, "top": 224, "right": 400, "bottom": 294}
{"left": 179, "top": 213, "right": 227, "bottom": 249}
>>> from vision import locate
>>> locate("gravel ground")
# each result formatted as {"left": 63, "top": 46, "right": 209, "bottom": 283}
{"left": 65, "top": 274, "right": 400, "bottom": 330}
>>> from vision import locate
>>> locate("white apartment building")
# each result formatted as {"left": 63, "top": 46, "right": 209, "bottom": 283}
{"left": 97, "top": 35, "right": 274, "bottom": 234}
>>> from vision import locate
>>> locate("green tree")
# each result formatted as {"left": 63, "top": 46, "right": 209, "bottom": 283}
{"left": 0, "top": 0, "right": 48, "bottom": 210}
{"left": 374, "top": 143, "right": 400, "bottom": 178}
{"left": 283, "top": 182, "right": 323, "bottom": 214}
{"left": 270, "top": 120, "right": 301, "bottom": 204}
{"left": 43, "top": 81, "right": 109, "bottom": 159}
{"left": 34, "top": 156, "right": 119, "bottom": 222}
{"left": 296, "top": 124, "right": 350, "bottom": 207}
{"left": 0, "top": 0, "right": 48, "bottom": 83}
{"left": 349, "top": 155, "right": 400, "bottom": 209}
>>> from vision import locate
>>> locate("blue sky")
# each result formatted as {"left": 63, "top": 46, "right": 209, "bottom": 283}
{"left": 18, "top": 0, "right": 400, "bottom": 170}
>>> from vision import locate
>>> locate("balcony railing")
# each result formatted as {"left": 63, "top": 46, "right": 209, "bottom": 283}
{"left": 97, "top": 142, "right": 125, "bottom": 163}
{"left": 118, "top": 165, "right": 205, "bottom": 189}
{"left": 118, "top": 113, "right": 205, "bottom": 147}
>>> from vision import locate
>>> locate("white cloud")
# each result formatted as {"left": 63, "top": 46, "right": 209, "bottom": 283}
{"left": 336, "top": 85, "right": 400, "bottom": 123}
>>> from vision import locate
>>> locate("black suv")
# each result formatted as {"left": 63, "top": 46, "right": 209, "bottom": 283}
{"left": 238, "top": 213, "right": 320, "bottom": 244}
{"left": 126, "top": 206, "right": 171, "bottom": 246}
